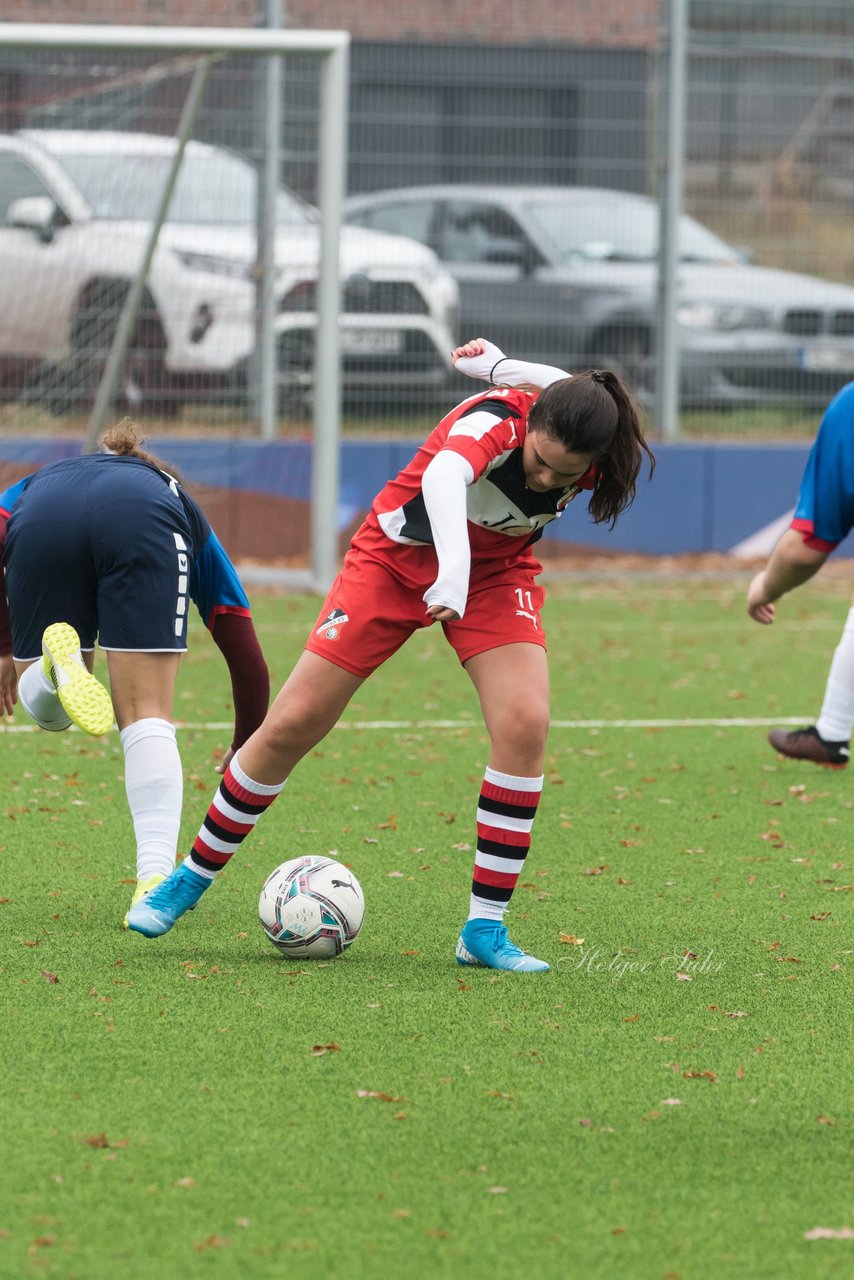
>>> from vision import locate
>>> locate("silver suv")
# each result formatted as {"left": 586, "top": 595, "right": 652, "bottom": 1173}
{"left": 0, "top": 131, "right": 459, "bottom": 415}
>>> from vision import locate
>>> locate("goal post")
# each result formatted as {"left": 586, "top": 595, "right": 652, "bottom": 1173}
{"left": 0, "top": 22, "right": 350, "bottom": 593}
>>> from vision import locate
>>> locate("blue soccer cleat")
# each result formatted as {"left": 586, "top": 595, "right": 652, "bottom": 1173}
{"left": 126, "top": 863, "right": 210, "bottom": 937}
{"left": 455, "top": 919, "right": 550, "bottom": 973}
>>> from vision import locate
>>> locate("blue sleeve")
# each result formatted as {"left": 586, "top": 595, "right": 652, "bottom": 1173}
{"left": 793, "top": 383, "right": 854, "bottom": 547}
{"left": 0, "top": 474, "right": 33, "bottom": 515}
{"left": 189, "top": 528, "right": 251, "bottom": 630}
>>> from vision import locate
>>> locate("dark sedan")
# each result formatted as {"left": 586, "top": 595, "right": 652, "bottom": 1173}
{"left": 345, "top": 183, "right": 854, "bottom": 408}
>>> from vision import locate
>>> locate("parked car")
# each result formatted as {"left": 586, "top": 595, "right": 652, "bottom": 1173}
{"left": 344, "top": 182, "right": 854, "bottom": 408}
{"left": 0, "top": 131, "right": 459, "bottom": 415}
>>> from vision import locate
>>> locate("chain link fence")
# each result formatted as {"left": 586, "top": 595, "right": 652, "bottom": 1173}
{"left": 0, "top": 2, "right": 853, "bottom": 444}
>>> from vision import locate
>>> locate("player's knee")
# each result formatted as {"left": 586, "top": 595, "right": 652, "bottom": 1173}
{"left": 494, "top": 701, "right": 550, "bottom": 758}
{"left": 262, "top": 701, "right": 327, "bottom": 761}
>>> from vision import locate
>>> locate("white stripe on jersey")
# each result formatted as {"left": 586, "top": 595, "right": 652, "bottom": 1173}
{"left": 448, "top": 409, "right": 511, "bottom": 443}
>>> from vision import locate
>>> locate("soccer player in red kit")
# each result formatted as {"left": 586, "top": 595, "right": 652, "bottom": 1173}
{"left": 129, "top": 339, "right": 654, "bottom": 971}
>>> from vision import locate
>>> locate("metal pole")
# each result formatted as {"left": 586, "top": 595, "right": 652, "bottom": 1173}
{"left": 655, "top": 0, "right": 688, "bottom": 441}
{"left": 84, "top": 57, "right": 215, "bottom": 451}
{"left": 311, "top": 40, "right": 348, "bottom": 592}
{"left": 253, "top": 0, "right": 282, "bottom": 438}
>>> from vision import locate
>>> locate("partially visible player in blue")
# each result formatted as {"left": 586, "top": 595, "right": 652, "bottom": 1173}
{"left": 749, "top": 381, "right": 854, "bottom": 767}
{"left": 0, "top": 420, "right": 270, "bottom": 922}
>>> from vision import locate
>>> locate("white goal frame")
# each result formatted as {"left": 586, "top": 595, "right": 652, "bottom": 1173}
{"left": 0, "top": 22, "right": 350, "bottom": 592}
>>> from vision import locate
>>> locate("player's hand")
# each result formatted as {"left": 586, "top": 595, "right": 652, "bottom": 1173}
{"left": 425, "top": 603, "right": 460, "bottom": 622}
{"left": 451, "top": 338, "right": 489, "bottom": 366}
{"left": 0, "top": 654, "right": 18, "bottom": 717}
{"left": 747, "top": 571, "right": 776, "bottom": 624}
{"left": 215, "top": 746, "right": 235, "bottom": 775}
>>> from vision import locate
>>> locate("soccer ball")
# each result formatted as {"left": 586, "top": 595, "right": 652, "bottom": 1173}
{"left": 258, "top": 855, "right": 365, "bottom": 959}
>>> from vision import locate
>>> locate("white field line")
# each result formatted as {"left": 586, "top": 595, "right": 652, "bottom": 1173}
{"left": 0, "top": 715, "right": 813, "bottom": 734}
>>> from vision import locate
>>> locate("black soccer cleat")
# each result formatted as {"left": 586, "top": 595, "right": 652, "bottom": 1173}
{"left": 767, "top": 725, "right": 850, "bottom": 769}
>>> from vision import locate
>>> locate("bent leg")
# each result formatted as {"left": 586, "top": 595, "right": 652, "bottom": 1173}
{"left": 238, "top": 650, "right": 366, "bottom": 785}
{"left": 16, "top": 645, "right": 99, "bottom": 733}
{"left": 128, "top": 652, "right": 365, "bottom": 938}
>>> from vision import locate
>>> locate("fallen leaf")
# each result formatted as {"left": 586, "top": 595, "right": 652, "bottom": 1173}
{"left": 817, "top": 1114, "right": 839, "bottom": 1126}
{"left": 804, "top": 1227, "right": 854, "bottom": 1240}
{"left": 40, "top": 971, "right": 59, "bottom": 984}
{"left": 82, "top": 1134, "right": 109, "bottom": 1148}
{"left": 558, "top": 933, "right": 585, "bottom": 945}
{"left": 682, "top": 1069, "right": 717, "bottom": 1081}
{"left": 676, "top": 972, "right": 693, "bottom": 982}
{"left": 724, "top": 1011, "right": 750, "bottom": 1018}
{"left": 487, "top": 1186, "right": 508, "bottom": 1194}
{"left": 583, "top": 865, "right": 609, "bottom": 876}
{"left": 623, "top": 1014, "right": 639, "bottom": 1022}
{"left": 310, "top": 1043, "right": 341, "bottom": 1056}
{"left": 660, "top": 1098, "right": 682, "bottom": 1106}
{"left": 175, "top": 1177, "right": 196, "bottom": 1188}
{"left": 193, "top": 1235, "right": 232, "bottom": 1251}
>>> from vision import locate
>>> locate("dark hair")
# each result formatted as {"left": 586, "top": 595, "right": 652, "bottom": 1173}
{"left": 100, "top": 417, "right": 183, "bottom": 482}
{"left": 526, "top": 370, "right": 655, "bottom": 526}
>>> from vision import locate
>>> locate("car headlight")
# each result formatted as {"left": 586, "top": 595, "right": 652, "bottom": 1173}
{"left": 176, "top": 250, "right": 254, "bottom": 280}
{"left": 677, "top": 302, "right": 771, "bottom": 331}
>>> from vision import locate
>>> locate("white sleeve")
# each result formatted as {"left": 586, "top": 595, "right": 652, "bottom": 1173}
{"left": 454, "top": 338, "right": 569, "bottom": 389}
{"left": 421, "top": 449, "right": 475, "bottom": 620}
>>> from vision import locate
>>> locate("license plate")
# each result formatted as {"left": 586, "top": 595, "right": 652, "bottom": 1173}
{"left": 799, "top": 345, "right": 854, "bottom": 372}
{"left": 340, "top": 328, "right": 404, "bottom": 354}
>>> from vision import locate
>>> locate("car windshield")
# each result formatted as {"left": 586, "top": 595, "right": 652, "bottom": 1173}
{"left": 53, "top": 148, "right": 313, "bottom": 227}
{"left": 523, "top": 196, "right": 738, "bottom": 265}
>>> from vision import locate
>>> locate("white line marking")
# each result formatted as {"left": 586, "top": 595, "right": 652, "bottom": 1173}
{"left": 0, "top": 715, "right": 815, "bottom": 734}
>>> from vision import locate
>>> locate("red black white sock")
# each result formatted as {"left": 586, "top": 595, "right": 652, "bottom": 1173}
{"left": 185, "top": 752, "right": 284, "bottom": 879}
{"left": 469, "top": 767, "right": 543, "bottom": 922}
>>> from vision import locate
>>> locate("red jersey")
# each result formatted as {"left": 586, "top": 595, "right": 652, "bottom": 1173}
{"left": 352, "top": 387, "right": 593, "bottom": 570}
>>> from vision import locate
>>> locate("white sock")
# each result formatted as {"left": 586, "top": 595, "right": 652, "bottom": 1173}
{"left": 817, "top": 607, "right": 854, "bottom": 742}
{"left": 120, "top": 718, "right": 183, "bottom": 881}
{"left": 18, "top": 662, "right": 72, "bottom": 731}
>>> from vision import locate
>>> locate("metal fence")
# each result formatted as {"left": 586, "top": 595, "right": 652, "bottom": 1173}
{"left": 0, "top": 1, "right": 853, "bottom": 444}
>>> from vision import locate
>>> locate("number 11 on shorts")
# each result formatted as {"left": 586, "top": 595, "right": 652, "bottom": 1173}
{"left": 514, "top": 587, "right": 538, "bottom": 627}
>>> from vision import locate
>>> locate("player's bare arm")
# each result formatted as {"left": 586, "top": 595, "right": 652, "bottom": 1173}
{"left": 747, "top": 528, "right": 829, "bottom": 624}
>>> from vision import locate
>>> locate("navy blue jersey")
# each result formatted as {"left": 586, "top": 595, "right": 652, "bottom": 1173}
{"left": 0, "top": 453, "right": 250, "bottom": 630}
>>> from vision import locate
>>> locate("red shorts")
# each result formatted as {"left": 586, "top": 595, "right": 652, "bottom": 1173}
{"left": 304, "top": 545, "right": 546, "bottom": 678}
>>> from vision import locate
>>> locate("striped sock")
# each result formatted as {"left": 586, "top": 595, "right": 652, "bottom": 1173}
{"left": 185, "top": 752, "right": 285, "bottom": 879}
{"left": 469, "top": 767, "right": 543, "bottom": 922}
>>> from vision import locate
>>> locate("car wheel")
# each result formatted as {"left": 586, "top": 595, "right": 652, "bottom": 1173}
{"left": 62, "top": 279, "right": 178, "bottom": 418}
{"left": 589, "top": 326, "right": 654, "bottom": 405}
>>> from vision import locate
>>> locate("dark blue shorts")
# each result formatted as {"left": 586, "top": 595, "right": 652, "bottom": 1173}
{"left": 5, "top": 457, "right": 195, "bottom": 660}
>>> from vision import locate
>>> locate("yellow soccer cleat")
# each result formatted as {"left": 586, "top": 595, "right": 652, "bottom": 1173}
{"left": 42, "top": 623, "right": 114, "bottom": 737}
{"left": 123, "top": 874, "right": 166, "bottom": 930}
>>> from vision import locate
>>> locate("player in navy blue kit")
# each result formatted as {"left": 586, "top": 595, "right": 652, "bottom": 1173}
{"left": 750, "top": 382, "right": 854, "bottom": 768}
{"left": 129, "top": 340, "right": 654, "bottom": 972}
{"left": 0, "top": 421, "right": 269, "bottom": 923}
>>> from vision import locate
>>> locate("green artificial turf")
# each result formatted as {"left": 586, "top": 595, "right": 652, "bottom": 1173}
{"left": 2, "top": 574, "right": 854, "bottom": 1280}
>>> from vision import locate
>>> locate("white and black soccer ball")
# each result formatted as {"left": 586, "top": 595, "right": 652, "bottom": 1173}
{"left": 258, "top": 855, "right": 365, "bottom": 959}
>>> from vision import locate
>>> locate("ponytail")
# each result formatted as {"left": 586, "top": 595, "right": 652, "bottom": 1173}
{"left": 527, "top": 370, "right": 654, "bottom": 526}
